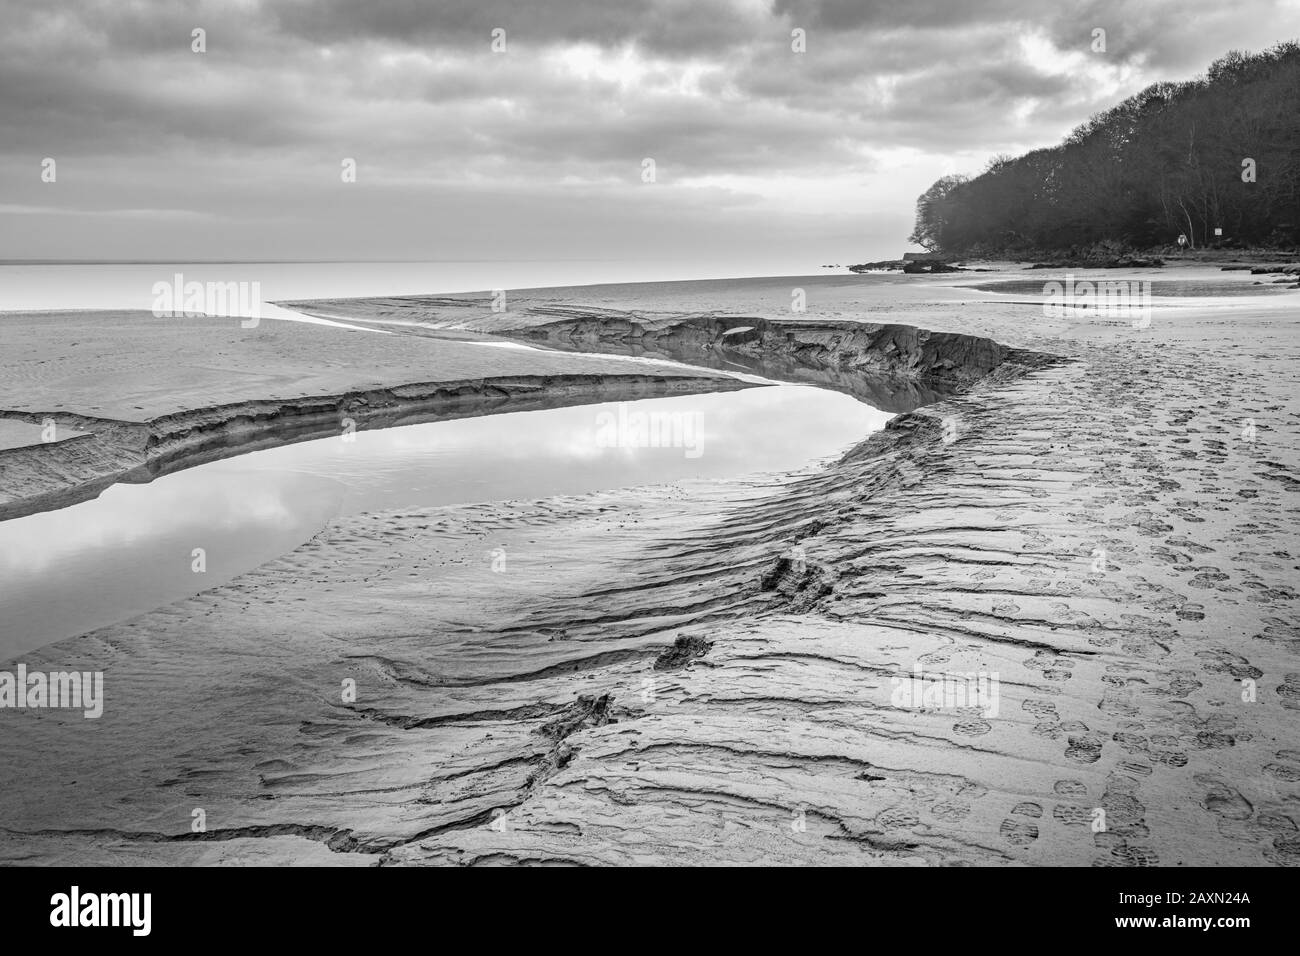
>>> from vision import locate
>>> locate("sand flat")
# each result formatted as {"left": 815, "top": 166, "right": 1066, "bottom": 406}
{"left": 0, "top": 310, "right": 729, "bottom": 423}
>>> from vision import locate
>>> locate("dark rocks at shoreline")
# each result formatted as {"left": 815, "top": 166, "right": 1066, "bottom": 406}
{"left": 850, "top": 247, "right": 1298, "bottom": 276}
{"left": 1028, "top": 256, "right": 1164, "bottom": 270}
{"left": 849, "top": 259, "right": 905, "bottom": 272}
{"left": 853, "top": 250, "right": 1171, "bottom": 273}
{"left": 1241, "top": 263, "right": 1300, "bottom": 288}
{"left": 902, "top": 252, "right": 963, "bottom": 274}
{"left": 849, "top": 257, "right": 966, "bottom": 274}
{"left": 903, "top": 260, "right": 962, "bottom": 274}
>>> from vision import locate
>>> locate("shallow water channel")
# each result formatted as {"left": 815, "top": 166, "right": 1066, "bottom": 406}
{"left": 0, "top": 383, "right": 893, "bottom": 655}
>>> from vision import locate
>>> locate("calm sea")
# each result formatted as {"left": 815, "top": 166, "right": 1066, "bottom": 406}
{"left": 0, "top": 259, "right": 813, "bottom": 318}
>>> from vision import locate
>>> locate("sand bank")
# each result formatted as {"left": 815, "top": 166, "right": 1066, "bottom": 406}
{"left": 0, "top": 310, "right": 752, "bottom": 519}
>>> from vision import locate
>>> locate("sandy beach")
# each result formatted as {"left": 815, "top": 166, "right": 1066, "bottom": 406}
{"left": 0, "top": 264, "right": 1296, "bottom": 866}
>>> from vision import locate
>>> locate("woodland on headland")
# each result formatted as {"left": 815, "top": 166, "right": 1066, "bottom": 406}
{"left": 906, "top": 42, "right": 1300, "bottom": 261}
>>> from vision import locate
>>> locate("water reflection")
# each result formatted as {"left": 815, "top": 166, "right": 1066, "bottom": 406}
{"left": 0, "top": 385, "right": 888, "bottom": 656}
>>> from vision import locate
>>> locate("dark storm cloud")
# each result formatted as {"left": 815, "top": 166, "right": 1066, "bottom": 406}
{"left": 774, "top": 0, "right": 1286, "bottom": 71}
{"left": 4, "top": 0, "right": 1291, "bottom": 161}
{"left": 0, "top": 0, "right": 1293, "bottom": 259}
{"left": 270, "top": 0, "right": 760, "bottom": 54}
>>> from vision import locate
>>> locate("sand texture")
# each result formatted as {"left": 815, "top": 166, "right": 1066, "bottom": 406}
{"left": 1, "top": 267, "right": 1298, "bottom": 866}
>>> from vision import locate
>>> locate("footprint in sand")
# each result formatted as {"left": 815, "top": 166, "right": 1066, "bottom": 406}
{"left": 1195, "top": 773, "right": 1253, "bottom": 821}
{"left": 1023, "top": 699, "right": 1058, "bottom": 718}
{"left": 1025, "top": 650, "right": 1075, "bottom": 682}
{"left": 1053, "top": 803, "right": 1091, "bottom": 826}
{"left": 1265, "top": 836, "right": 1300, "bottom": 867}
{"left": 1149, "top": 547, "right": 1192, "bottom": 566}
{"left": 928, "top": 801, "right": 971, "bottom": 822}
{"left": 1257, "top": 810, "right": 1296, "bottom": 835}
{"left": 1032, "top": 720, "right": 1065, "bottom": 739}
{"left": 1253, "top": 626, "right": 1300, "bottom": 652}
{"left": 876, "top": 807, "right": 920, "bottom": 830}
{"left": 1165, "top": 672, "right": 1204, "bottom": 698}
{"left": 1102, "top": 843, "right": 1160, "bottom": 867}
{"left": 1054, "top": 779, "right": 1088, "bottom": 797}
{"left": 1188, "top": 569, "right": 1230, "bottom": 588}
{"left": 1278, "top": 674, "right": 1300, "bottom": 711}
{"left": 1102, "top": 795, "right": 1150, "bottom": 839}
{"left": 1098, "top": 694, "right": 1139, "bottom": 718}
{"left": 1113, "top": 731, "right": 1148, "bottom": 755}
{"left": 1118, "top": 760, "right": 1154, "bottom": 777}
{"left": 1256, "top": 808, "right": 1300, "bottom": 866}
{"left": 1264, "top": 759, "right": 1300, "bottom": 783}
{"left": 1066, "top": 733, "right": 1105, "bottom": 764}
{"left": 1151, "top": 748, "right": 1190, "bottom": 767}
{"left": 1166, "top": 536, "right": 1215, "bottom": 554}
{"left": 1000, "top": 817, "right": 1039, "bottom": 847}
{"left": 1195, "top": 649, "right": 1263, "bottom": 680}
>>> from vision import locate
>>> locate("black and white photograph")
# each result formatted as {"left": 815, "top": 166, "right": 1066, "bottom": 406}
{"left": 0, "top": 0, "right": 1297, "bottom": 923}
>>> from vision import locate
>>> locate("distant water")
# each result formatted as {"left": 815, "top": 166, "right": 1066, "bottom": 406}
{"left": 0, "top": 385, "right": 890, "bottom": 657}
{"left": 0, "top": 259, "right": 816, "bottom": 318}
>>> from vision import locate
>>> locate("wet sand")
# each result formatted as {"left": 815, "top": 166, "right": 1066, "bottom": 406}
{"left": 1, "top": 267, "right": 1298, "bottom": 866}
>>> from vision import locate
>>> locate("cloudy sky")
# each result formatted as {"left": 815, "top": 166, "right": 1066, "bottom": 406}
{"left": 3, "top": 0, "right": 1296, "bottom": 269}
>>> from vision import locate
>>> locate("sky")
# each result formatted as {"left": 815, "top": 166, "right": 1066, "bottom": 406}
{"left": 2, "top": 0, "right": 1297, "bottom": 270}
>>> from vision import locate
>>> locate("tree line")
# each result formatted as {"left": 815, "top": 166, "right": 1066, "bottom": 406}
{"left": 910, "top": 42, "right": 1300, "bottom": 256}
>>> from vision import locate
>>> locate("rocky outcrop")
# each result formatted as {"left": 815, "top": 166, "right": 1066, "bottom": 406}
{"left": 850, "top": 254, "right": 964, "bottom": 274}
